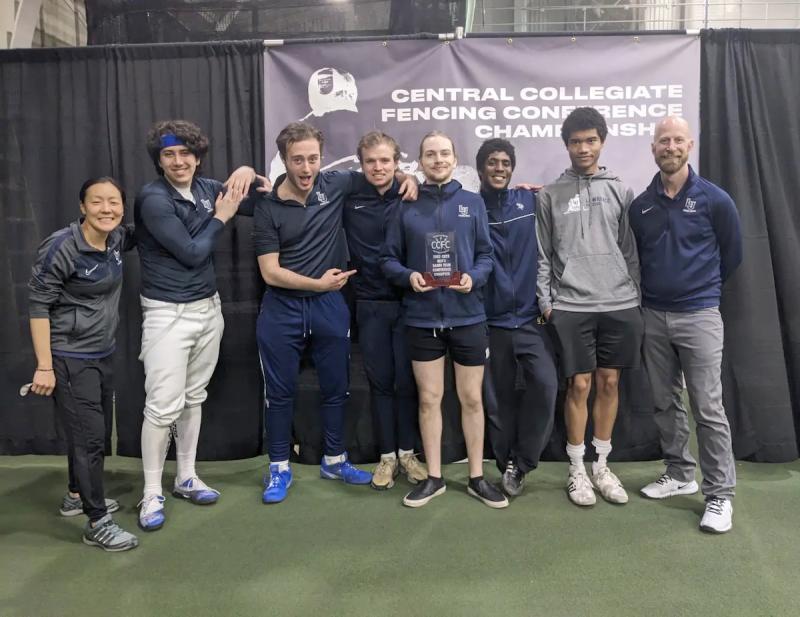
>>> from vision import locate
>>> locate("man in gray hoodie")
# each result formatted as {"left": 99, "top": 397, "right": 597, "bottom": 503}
{"left": 536, "top": 107, "right": 642, "bottom": 508}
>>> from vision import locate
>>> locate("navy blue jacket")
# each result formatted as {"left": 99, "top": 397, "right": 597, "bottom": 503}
{"left": 381, "top": 180, "right": 493, "bottom": 328}
{"left": 629, "top": 166, "right": 742, "bottom": 312}
{"left": 342, "top": 178, "right": 402, "bottom": 302}
{"left": 134, "top": 176, "right": 257, "bottom": 303}
{"left": 28, "top": 220, "right": 136, "bottom": 357}
{"left": 482, "top": 187, "right": 540, "bottom": 328}
{"left": 254, "top": 170, "right": 362, "bottom": 298}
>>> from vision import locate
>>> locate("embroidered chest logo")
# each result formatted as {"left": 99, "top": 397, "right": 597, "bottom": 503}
{"left": 353, "top": 203, "right": 367, "bottom": 210}
{"left": 317, "top": 192, "right": 329, "bottom": 206}
{"left": 458, "top": 204, "right": 470, "bottom": 218}
{"left": 112, "top": 249, "right": 122, "bottom": 266}
{"left": 200, "top": 198, "right": 213, "bottom": 213}
{"left": 565, "top": 194, "right": 582, "bottom": 214}
{"left": 516, "top": 202, "right": 525, "bottom": 210}
{"left": 683, "top": 198, "right": 697, "bottom": 213}
{"left": 84, "top": 264, "right": 99, "bottom": 276}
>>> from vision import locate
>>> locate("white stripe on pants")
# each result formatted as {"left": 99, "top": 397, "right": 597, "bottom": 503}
{"left": 139, "top": 293, "right": 224, "bottom": 427}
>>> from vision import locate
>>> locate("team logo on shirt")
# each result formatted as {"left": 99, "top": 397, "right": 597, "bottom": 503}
{"left": 683, "top": 198, "right": 697, "bottom": 213}
{"left": 516, "top": 202, "right": 525, "bottom": 210}
{"left": 113, "top": 249, "right": 122, "bottom": 265}
{"left": 458, "top": 204, "right": 470, "bottom": 218}
{"left": 200, "top": 198, "right": 213, "bottom": 213}
{"left": 317, "top": 192, "right": 329, "bottom": 205}
{"left": 565, "top": 194, "right": 582, "bottom": 213}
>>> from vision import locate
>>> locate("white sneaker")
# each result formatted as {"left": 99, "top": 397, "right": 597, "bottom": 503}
{"left": 567, "top": 465, "right": 596, "bottom": 507}
{"left": 640, "top": 473, "right": 699, "bottom": 499}
{"left": 591, "top": 464, "right": 629, "bottom": 504}
{"left": 700, "top": 497, "right": 733, "bottom": 534}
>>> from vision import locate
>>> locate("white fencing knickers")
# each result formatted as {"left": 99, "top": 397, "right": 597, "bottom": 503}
{"left": 139, "top": 293, "right": 224, "bottom": 427}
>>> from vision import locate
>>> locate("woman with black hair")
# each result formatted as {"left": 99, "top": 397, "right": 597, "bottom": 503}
{"left": 28, "top": 176, "right": 139, "bottom": 552}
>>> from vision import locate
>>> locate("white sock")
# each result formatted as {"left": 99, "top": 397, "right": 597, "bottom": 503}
{"left": 566, "top": 442, "right": 586, "bottom": 470}
{"left": 398, "top": 448, "right": 414, "bottom": 458}
{"left": 175, "top": 405, "right": 202, "bottom": 484}
{"left": 381, "top": 452, "right": 397, "bottom": 461}
{"left": 592, "top": 437, "right": 612, "bottom": 473}
{"left": 324, "top": 453, "right": 346, "bottom": 465}
{"left": 141, "top": 418, "right": 171, "bottom": 497}
{"left": 270, "top": 460, "right": 290, "bottom": 472}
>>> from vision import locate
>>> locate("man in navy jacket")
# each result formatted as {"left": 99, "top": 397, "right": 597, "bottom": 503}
{"left": 342, "top": 131, "right": 427, "bottom": 490}
{"left": 382, "top": 131, "right": 507, "bottom": 509}
{"left": 477, "top": 138, "right": 558, "bottom": 497}
{"left": 629, "top": 116, "right": 742, "bottom": 534}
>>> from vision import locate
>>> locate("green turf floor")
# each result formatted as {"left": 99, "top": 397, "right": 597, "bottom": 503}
{"left": 1, "top": 455, "right": 799, "bottom": 617}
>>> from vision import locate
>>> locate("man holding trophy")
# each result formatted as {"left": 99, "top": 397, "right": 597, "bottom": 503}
{"left": 382, "top": 131, "right": 507, "bottom": 509}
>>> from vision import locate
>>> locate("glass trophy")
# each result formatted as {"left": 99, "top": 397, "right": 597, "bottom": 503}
{"left": 423, "top": 231, "right": 461, "bottom": 287}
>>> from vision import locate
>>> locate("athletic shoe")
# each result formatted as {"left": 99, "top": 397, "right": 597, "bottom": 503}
{"left": 82, "top": 514, "right": 139, "bottom": 552}
{"left": 640, "top": 473, "right": 699, "bottom": 499}
{"left": 263, "top": 464, "right": 293, "bottom": 504}
{"left": 567, "top": 465, "right": 596, "bottom": 507}
{"left": 172, "top": 477, "right": 220, "bottom": 505}
{"left": 591, "top": 465, "right": 629, "bottom": 504}
{"left": 60, "top": 494, "right": 120, "bottom": 517}
{"left": 398, "top": 453, "right": 428, "bottom": 484}
{"left": 700, "top": 497, "right": 733, "bottom": 534}
{"left": 501, "top": 461, "right": 525, "bottom": 497}
{"left": 403, "top": 477, "right": 446, "bottom": 507}
{"left": 467, "top": 478, "right": 509, "bottom": 509}
{"left": 320, "top": 454, "right": 372, "bottom": 485}
{"left": 137, "top": 494, "right": 166, "bottom": 531}
{"left": 371, "top": 458, "right": 399, "bottom": 490}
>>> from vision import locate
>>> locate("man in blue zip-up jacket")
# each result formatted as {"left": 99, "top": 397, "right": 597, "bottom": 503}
{"left": 382, "top": 131, "right": 507, "bottom": 509}
{"left": 342, "top": 131, "right": 427, "bottom": 491}
{"left": 629, "top": 116, "right": 742, "bottom": 534}
{"left": 134, "top": 119, "right": 262, "bottom": 532}
{"left": 477, "top": 139, "right": 558, "bottom": 498}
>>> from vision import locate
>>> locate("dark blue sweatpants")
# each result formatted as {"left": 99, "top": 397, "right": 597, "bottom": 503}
{"left": 356, "top": 300, "right": 417, "bottom": 455}
{"left": 257, "top": 289, "right": 350, "bottom": 462}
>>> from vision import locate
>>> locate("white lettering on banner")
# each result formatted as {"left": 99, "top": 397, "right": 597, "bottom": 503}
{"left": 476, "top": 122, "right": 658, "bottom": 139}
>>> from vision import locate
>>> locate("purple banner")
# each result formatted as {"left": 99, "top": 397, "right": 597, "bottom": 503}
{"left": 265, "top": 34, "right": 700, "bottom": 192}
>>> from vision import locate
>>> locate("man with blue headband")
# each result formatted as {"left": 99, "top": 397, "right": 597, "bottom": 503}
{"left": 134, "top": 119, "right": 265, "bottom": 531}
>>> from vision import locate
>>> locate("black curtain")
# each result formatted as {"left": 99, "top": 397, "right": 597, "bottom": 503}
{"left": 700, "top": 29, "right": 800, "bottom": 461}
{"left": 0, "top": 41, "right": 265, "bottom": 458}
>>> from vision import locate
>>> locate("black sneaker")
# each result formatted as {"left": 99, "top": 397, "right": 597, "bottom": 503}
{"left": 467, "top": 477, "right": 509, "bottom": 509}
{"left": 501, "top": 461, "right": 525, "bottom": 497}
{"left": 403, "top": 477, "right": 446, "bottom": 508}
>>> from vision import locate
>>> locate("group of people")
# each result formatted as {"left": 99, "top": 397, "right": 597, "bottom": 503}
{"left": 26, "top": 106, "right": 742, "bottom": 553}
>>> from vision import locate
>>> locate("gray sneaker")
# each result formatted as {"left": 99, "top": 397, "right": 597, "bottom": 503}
{"left": 82, "top": 514, "right": 139, "bottom": 552}
{"left": 60, "top": 494, "right": 120, "bottom": 517}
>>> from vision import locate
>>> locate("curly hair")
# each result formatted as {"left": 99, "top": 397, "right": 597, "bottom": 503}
{"left": 560, "top": 107, "right": 608, "bottom": 146}
{"left": 145, "top": 119, "right": 209, "bottom": 176}
{"left": 276, "top": 122, "right": 324, "bottom": 160}
{"left": 475, "top": 138, "right": 516, "bottom": 172}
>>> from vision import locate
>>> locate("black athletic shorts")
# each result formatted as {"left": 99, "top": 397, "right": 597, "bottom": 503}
{"left": 548, "top": 307, "right": 643, "bottom": 377}
{"left": 406, "top": 322, "right": 489, "bottom": 367}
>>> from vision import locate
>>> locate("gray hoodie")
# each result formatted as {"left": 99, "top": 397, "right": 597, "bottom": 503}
{"left": 536, "top": 167, "right": 640, "bottom": 313}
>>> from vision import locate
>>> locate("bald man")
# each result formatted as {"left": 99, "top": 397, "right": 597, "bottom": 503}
{"left": 629, "top": 117, "right": 742, "bottom": 534}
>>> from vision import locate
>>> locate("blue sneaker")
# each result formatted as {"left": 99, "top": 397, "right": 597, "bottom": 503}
{"left": 262, "top": 464, "right": 293, "bottom": 504}
{"left": 138, "top": 494, "right": 166, "bottom": 531}
{"left": 172, "top": 477, "right": 220, "bottom": 505}
{"left": 320, "top": 454, "right": 371, "bottom": 485}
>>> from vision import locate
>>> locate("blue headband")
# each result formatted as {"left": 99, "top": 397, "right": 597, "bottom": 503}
{"left": 159, "top": 133, "right": 185, "bottom": 149}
